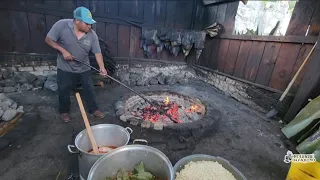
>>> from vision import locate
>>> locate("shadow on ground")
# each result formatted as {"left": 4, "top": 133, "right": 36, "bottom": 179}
{"left": 0, "top": 80, "right": 290, "bottom": 180}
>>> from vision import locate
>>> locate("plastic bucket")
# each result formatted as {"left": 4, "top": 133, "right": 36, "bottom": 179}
{"left": 286, "top": 161, "right": 320, "bottom": 180}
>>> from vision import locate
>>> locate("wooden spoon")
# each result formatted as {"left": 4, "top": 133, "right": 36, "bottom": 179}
{"left": 75, "top": 92, "right": 99, "bottom": 154}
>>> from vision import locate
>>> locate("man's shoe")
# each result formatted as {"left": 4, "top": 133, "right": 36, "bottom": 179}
{"left": 92, "top": 110, "right": 105, "bottom": 119}
{"left": 61, "top": 113, "right": 71, "bottom": 123}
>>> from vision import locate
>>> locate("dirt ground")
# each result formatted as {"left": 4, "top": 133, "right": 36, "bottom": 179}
{"left": 0, "top": 80, "right": 290, "bottom": 180}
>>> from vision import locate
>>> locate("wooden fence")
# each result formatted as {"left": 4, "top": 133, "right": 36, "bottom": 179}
{"left": 0, "top": 0, "right": 242, "bottom": 62}
{"left": 0, "top": 0, "right": 200, "bottom": 60}
{"left": 197, "top": 34, "right": 317, "bottom": 93}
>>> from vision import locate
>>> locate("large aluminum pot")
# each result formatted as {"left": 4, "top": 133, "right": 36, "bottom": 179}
{"left": 87, "top": 145, "right": 174, "bottom": 180}
{"left": 173, "top": 154, "right": 247, "bottom": 180}
{"left": 67, "top": 124, "right": 133, "bottom": 180}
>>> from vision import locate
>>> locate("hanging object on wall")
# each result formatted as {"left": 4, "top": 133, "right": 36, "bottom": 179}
{"left": 204, "top": 22, "right": 222, "bottom": 37}
{"left": 140, "top": 25, "right": 221, "bottom": 61}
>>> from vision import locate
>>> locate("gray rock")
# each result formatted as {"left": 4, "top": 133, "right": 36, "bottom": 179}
{"left": 136, "top": 76, "right": 148, "bottom": 86}
{"left": 44, "top": 80, "right": 58, "bottom": 92}
{"left": 130, "top": 73, "right": 139, "bottom": 86}
{"left": 22, "top": 72, "right": 37, "bottom": 83}
{"left": 120, "top": 115, "right": 128, "bottom": 122}
{"left": 118, "top": 73, "right": 130, "bottom": 86}
{"left": 1, "top": 68, "right": 14, "bottom": 79}
{"left": 11, "top": 102, "right": 17, "bottom": 109}
{"left": 17, "top": 106, "right": 24, "bottom": 113}
{"left": 3, "top": 87, "right": 17, "bottom": 93}
{"left": 19, "top": 83, "right": 33, "bottom": 91}
{"left": 0, "top": 79, "right": 16, "bottom": 87}
{"left": 12, "top": 73, "right": 28, "bottom": 84}
{"left": 0, "top": 104, "right": 9, "bottom": 111}
{"left": 0, "top": 109, "right": 3, "bottom": 118}
{"left": 47, "top": 75, "right": 57, "bottom": 83}
{"left": 115, "top": 110, "right": 124, "bottom": 116}
{"left": 14, "top": 84, "right": 20, "bottom": 91}
{"left": 165, "top": 76, "right": 177, "bottom": 85}
{"left": 154, "top": 123, "right": 164, "bottom": 130}
{"left": 115, "top": 101, "right": 124, "bottom": 110}
{"left": 2, "top": 99, "right": 13, "bottom": 107}
{"left": 157, "top": 73, "right": 166, "bottom": 84}
{"left": 0, "top": 87, "right": 3, "bottom": 93}
{"left": 178, "top": 77, "right": 188, "bottom": 84}
{"left": 148, "top": 77, "right": 158, "bottom": 85}
{"left": 0, "top": 93, "right": 7, "bottom": 100}
{"left": 2, "top": 109, "right": 18, "bottom": 121}
{"left": 33, "top": 75, "right": 47, "bottom": 87}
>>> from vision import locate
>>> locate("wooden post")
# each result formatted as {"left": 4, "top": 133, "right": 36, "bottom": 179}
{"left": 284, "top": 35, "right": 320, "bottom": 122}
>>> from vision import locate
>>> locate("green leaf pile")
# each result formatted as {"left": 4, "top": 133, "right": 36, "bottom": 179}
{"left": 105, "top": 161, "right": 156, "bottom": 180}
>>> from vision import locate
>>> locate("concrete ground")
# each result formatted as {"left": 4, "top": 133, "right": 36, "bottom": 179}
{"left": 0, "top": 80, "right": 290, "bottom": 180}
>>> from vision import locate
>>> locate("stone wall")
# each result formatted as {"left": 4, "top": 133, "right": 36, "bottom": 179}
{"left": 114, "top": 59, "right": 197, "bottom": 86}
{"left": 193, "top": 66, "right": 293, "bottom": 116}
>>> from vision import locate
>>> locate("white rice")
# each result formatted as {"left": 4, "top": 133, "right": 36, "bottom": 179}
{"left": 175, "top": 160, "right": 237, "bottom": 180}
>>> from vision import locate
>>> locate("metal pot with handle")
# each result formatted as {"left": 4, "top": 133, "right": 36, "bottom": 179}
{"left": 67, "top": 124, "right": 139, "bottom": 180}
{"left": 87, "top": 144, "right": 174, "bottom": 180}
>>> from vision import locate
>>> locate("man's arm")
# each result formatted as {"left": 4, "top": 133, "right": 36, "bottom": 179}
{"left": 45, "top": 20, "right": 72, "bottom": 60}
{"left": 45, "top": 37, "right": 67, "bottom": 54}
{"left": 95, "top": 53, "right": 106, "bottom": 70}
{"left": 91, "top": 31, "right": 107, "bottom": 75}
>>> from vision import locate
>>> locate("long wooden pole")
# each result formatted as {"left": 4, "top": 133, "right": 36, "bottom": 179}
{"left": 75, "top": 92, "right": 99, "bottom": 154}
{"left": 279, "top": 41, "right": 317, "bottom": 101}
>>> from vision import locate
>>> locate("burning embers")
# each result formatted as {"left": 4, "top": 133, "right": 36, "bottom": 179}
{"left": 115, "top": 92, "right": 206, "bottom": 130}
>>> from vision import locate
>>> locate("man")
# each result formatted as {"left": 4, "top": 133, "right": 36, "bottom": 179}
{"left": 45, "top": 7, "right": 107, "bottom": 122}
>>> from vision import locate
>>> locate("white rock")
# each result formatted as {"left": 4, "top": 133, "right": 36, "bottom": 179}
{"left": 2, "top": 99, "right": 13, "bottom": 107}
{"left": 11, "top": 102, "right": 18, "bottom": 109}
{"left": 2, "top": 109, "right": 18, "bottom": 121}
{"left": 17, "top": 106, "right": 24, "bottom": 113}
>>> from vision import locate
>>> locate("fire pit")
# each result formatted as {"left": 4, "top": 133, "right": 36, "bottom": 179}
{"left": 115, "top": 91, "right": 207, "bottom": 130}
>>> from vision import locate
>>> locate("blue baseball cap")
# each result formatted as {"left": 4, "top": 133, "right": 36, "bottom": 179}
{"left": 73, "top": 7, "right": 96, "bottom": 24}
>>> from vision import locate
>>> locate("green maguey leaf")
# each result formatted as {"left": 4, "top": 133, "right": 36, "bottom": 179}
{"left": 132, "top": 162, "right": 155, "bottom": 180}
{"left": 116, "top": 169, "right": 130, "bottom": 180}
{"left": 134, "top": 162, "right": 145, "bottom": 173}
{"left": 296, "top": 127, "right": 320, "bottom": 154}
{"left": 313, "top": 146, "right": 320, "bottom": 162}
{"left": 281, "top": 95, "right": 320, "bottom": 139}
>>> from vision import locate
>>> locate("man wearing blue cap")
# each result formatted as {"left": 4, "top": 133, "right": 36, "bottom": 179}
{"left": 45, "top": 7, "right": 107, "bottom": 122}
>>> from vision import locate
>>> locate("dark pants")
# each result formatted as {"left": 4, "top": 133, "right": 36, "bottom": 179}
{"left": 57, "top": 68, "right": 98, "bottom": 114}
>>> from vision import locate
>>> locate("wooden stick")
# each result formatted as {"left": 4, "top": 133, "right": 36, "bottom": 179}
{"left": 279, "top": 41, "right": 317, "bottom": 101}
{"left": 75, "top": 92, "right": 99, "bottom": 154}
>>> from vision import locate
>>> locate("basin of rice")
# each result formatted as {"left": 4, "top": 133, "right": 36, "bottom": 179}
{"left": 175, "top": 160, "right": 236, "bottom": 180}
{"left": 173, "top": 154, "right": 247, "bottom": 180}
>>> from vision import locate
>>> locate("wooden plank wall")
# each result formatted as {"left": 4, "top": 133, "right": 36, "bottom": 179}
{"left": 0, "top": 0, "right": 202, "bottom": 61}
{"left": 197, "top": 0, "right": 320, "bottom": 94}
{"left": 197, "top": 35, "right": 316, "bottom": 93}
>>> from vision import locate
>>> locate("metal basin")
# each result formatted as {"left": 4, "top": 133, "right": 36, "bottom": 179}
{"left": 87, "top": 145, "right": 174, "bottom": 180}
{"left": 173, "top": 154, "right": 247, "bottom": 180}
{"left": 67, "top": 124, "right": 133, "bottom": 180}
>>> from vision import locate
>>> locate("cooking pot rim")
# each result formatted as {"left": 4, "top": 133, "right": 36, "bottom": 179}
{"left": 74, "top": 124, "right": 131, "bottom": 156}
{"left": 88, "top": 144, "right": 174, "bottom": 180}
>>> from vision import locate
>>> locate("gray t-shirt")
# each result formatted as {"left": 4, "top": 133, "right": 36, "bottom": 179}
{"left": 47, "top": 19, "right": 101, "bottom": 73}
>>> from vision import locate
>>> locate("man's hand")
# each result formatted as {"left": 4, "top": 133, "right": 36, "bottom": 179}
{"left": 100, "top": 67, "right": 108, "bottom": 76}
{"left": 62, "top": 50, "right": 73, "bottom": 60}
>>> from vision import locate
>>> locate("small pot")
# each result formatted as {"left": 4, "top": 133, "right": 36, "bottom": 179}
{"left": 87, "top": 145, "right": 174, "bottom": 180}
{"left": 67, "top": 124, "right": 136, "bottom": 180}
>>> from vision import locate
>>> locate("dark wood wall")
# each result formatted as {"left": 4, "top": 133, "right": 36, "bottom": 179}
{"left": 0, "top": 0, "right": 211, "bottom": 60}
